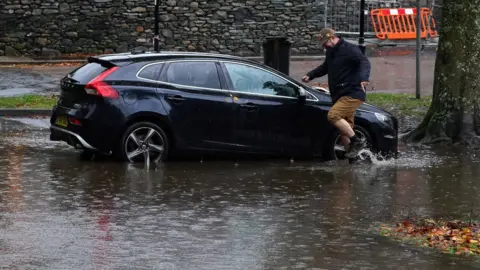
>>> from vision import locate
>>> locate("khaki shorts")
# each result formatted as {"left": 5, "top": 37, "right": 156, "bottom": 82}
{"left": 327, "top": 96, "right": 363, "bottom": 128}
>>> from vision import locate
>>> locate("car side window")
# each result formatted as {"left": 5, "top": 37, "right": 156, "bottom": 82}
{"left": 223, "top": 62, "right": 299, "bottom": 98}
{"left": 138, "top": 63, "right": 164, "bottom": 81}
{"left": 165, "top": 61, "right": 221, "bottom": 89}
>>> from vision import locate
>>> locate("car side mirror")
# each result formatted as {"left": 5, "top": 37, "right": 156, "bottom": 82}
{"left": 298, "top": 87, "right": 307, "bottom": 101}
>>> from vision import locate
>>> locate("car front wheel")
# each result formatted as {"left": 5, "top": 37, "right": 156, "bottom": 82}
{"left": 120, "top": 122, "right": 169, "bottom": 163}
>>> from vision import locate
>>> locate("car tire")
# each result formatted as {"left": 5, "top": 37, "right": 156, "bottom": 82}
{"left": 324, "top": 125, "right": 373, "bottom": 161}
{"left": 119, "top": 121, "right": 169, "bottom": 163}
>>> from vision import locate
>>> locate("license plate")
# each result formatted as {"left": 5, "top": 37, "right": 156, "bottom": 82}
{"left": 55, "top": 115, "right": 68, "bottom": 127}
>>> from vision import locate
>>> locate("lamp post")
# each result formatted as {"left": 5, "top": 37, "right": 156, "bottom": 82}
{"left": 359, "top": 0, "right": 366, "bottom": 54}
{"left": 154, "top": 0, "right": 160, "bottom": 52}
{"left": 415, "top": 0, "right": 421, "bottom": 99}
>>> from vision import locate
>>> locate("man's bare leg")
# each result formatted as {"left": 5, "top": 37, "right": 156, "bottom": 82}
{"left": 333, "top": 119, "right": 365, "bottom": 158}
{"left": 340, "top": 135, "right": 350, "bottom": 151}
{"left": 331, "top": 119, "right": 353, "bottom": 151}
{"left": 332, "top": 118, "right": 355, "bottom": 138}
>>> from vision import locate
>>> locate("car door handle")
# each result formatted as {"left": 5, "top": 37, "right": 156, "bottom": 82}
{"left": 165, "top": 95, "right": 186, "bottom": 103}
{"left": 240, "top": 103, "right": 257, "bottom": 112}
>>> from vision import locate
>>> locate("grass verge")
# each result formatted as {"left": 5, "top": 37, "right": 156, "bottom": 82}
{"left": 366, "top": 93, "right": 432, "bottom": 117}
{"left": 0, "top": 94, "right": 58, "bottom": 109}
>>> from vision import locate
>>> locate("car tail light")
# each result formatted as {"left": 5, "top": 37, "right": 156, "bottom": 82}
{"left": 85, "top": 66, "right": 119, "bottom": 99}
{"left": 68, "top": 116, "right": 81, "bottom": 125}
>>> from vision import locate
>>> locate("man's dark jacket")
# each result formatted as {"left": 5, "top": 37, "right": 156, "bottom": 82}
{"left": 306, "top": 38, "right": 371, "bottom": 104}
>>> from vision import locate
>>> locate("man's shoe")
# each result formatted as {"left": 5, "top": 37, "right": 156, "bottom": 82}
{"left": 345, "top": 138, "right": 367, "bottom": 158}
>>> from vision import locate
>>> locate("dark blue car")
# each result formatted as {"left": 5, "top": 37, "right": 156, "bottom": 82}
{"left": 49, "top": 51, "right": 399, "bottom": 163}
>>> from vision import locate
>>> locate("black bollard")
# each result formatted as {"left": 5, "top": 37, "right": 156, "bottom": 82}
{"left": 262, "top": 38, "right": 291, "bottom": 76}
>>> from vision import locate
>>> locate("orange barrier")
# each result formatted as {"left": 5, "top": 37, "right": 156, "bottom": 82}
{"left": 370, "top": 8, "right": 438, "bottom": 40}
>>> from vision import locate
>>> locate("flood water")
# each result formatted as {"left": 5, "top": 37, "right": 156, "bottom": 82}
{"left": 1, "top": 118, "right": 480, "bottom": 269}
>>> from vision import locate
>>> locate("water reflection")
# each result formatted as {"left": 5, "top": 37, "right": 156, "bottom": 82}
{"left": 3, "top": 147, "right": 25, "bottom": 214}
{"left": 0, "top": 136, "right": 479, "bottom": 268}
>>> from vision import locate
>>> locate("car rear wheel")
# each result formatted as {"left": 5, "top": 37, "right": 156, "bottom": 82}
{"left": 120, "top": 122, "right": 169, "bottom": 163}
{"left": 325, "top": 125, "right": 373, "bottom": 161}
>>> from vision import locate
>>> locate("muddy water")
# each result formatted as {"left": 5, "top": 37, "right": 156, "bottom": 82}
{"left": 1, "top": 118, "right": 480, "bottom": 269}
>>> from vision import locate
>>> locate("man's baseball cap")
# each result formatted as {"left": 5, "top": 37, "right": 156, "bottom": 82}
{"left": 317, "top": 28, "right": 335, "bottom": 44}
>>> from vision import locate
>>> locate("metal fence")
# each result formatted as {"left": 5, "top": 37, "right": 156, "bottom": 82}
{"left": 323, "top": 0, "right": 441, "bottom": 37}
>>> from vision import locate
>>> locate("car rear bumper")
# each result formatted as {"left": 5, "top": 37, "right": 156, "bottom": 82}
{"left": 50, "top": 125, "right": 99, "bottom": 151}
{"left": 49, "top": 103, "right": 125, "bottom": 152}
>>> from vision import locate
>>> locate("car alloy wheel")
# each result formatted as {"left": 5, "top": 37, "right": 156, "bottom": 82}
{"left": 122, "top": 122, "right": 168, "bottom": 164}
{"left": 333, "top": 127, "right": 370, "bottom": 160}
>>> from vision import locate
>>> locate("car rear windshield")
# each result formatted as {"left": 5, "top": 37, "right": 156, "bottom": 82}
{"left": 68, "top": 62, "right": 108, "bottom": 84}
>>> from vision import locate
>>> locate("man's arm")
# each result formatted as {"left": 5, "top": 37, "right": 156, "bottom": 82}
{"left": 306, "top": 60, "right": 328, "bottom": 80}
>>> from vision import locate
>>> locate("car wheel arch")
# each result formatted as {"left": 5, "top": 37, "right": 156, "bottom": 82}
{"left": 123, "top": 112, "right": 176, "bottom": 151}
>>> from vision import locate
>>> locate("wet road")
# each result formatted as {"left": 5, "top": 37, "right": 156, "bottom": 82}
{"left": 1, "top": 118, "right": 480, "bottom": 269}
{"left": 0, "top": 66, "right": 66, "bottom": 97}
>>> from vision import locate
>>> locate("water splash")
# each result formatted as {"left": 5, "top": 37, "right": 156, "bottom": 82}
{"left": 356, "top": 149, "right": 388, "bottom": 165}
{"left": 355, "top": 148, "right": 443, "bottom": 168}
{"left": 285, "top": 147, "right": 444, "bottom": 173}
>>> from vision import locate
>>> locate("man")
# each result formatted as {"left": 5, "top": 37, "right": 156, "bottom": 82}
{"left": 302, "top": 28, "right": 371, "bottom": 158}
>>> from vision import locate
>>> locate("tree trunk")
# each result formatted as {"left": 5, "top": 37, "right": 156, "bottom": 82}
{"left": 403, "top": 1, "right": 480, "bottom": 145}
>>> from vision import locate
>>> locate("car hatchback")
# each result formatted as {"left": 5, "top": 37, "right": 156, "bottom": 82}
{"left": 50, "top": 51, "right": 399, "bottom": 163}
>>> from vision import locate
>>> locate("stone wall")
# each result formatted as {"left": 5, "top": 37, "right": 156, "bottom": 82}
{"left": 0, "top": 0, "right": 331, "bottom": 58}
{"left": 0, "top": 0, "right": 437, "bottom": 58}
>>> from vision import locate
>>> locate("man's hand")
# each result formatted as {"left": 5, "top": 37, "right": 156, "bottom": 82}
{"left": 302, "top": 75, "right": 311, "bottom": 83}
{"left": 361, "top": 81, "right": 369, "bottom": 92}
